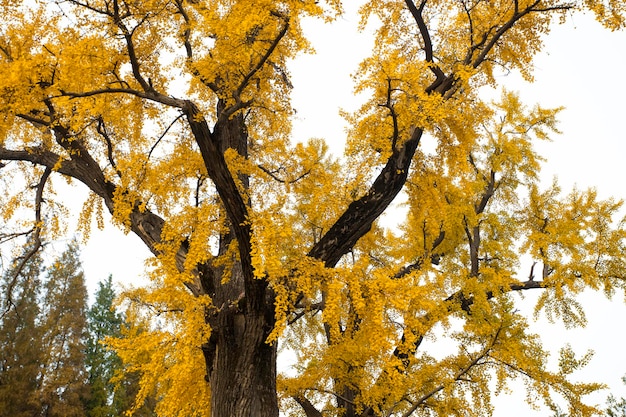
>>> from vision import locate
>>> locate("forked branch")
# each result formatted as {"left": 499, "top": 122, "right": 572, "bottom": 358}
{"left": 404, "top": 0, "right": 446, "bottom": 83}
{"left": 217, "top": 15, "right": 291, "bottom": 124}
{"left": 2, "top": 167, "right": 51, "bottom": 317}
{"left": 400, "top": 326, "right": 503, "bottom": 417}
{"left": 468, "top": 0, "right": 572, "bottom": 68}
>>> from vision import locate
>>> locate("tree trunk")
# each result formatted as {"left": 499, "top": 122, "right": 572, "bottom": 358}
{"left": 203, "top": 257, "right": 278, "bottom": 417}
{"left": 209, "top": 307, "right": 278, "bottom": 417}
{"left": 200, "top": 100, "right": 279, "bottom": 417}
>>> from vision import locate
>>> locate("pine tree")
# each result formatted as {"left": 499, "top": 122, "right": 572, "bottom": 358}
{"left": 606, "top": 393, "right": 626, "bottom": 417}
{"left": 84, "top": 275, "right": 123, "bottom": 417}
{"left": 85, "top": 275, "right": 156, "bottom": 417}
{"left": 0, "top": 245, "right": 45, "bottom": 417}
{"left": 39, "top": 242, "right": 89, "bottom": 417}
{"left": 84, "top": 275, "right": 155, "bottom": 417}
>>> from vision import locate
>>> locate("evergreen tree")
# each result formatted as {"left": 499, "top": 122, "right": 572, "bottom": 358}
{"left": 0, "top": 246, "right": 44, "bottom": 417}
{"left": 40, "top": 242, "right": 89, "bottom": 417}
{"left": 84, "top": 275, "right": 123, "bottom": 417}
{"left": 84, "top": 274, "right": 156, "bottom": 417}
{"left": 606, "top": 393, "right": 626, "bottom": 417}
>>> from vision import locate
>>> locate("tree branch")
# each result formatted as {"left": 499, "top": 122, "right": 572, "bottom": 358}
{"left": 58, "top": 87, "right": 187, "bottom": 109}
{"left": 95, "top": 116, "right": 121, "bottom": 177}
{"left": 257, "top": 164, "right": 312, "bottom": 184}
{"left": 174, "top": 0, "right": 194, "bottom": 59}
{"left": 394, "top": 229, "right": 445, "bottom": 279}
{"left": 183, "top": 101, "right": 258, "bottom": 302}
{"left": 1, "top": 122, "right": 202, "bottom": 296}
{"left": 237, "top": 17, "right": 289, "bottom": 98}
{"left": 217, "top": 16, "right": 290, "bottom": 124}
{"left": 475, "top": 170, "right": 497, "bottom": 215}
{"left": 445, "top": 279, "right": 544, "bottom": 316}
{"left": 307, "top": 126, "right": 424, "bottom": 267}
{"left": 172, "top": 0, "right": 219, "bottom": 93}
{"left": 2, "top": 166, "right": 51, "bottom": 317}
{"left": 388, "top": 277, "right": 544, "bottom": 383}
{"left": 379, "top": 78, "right": 400, "bottom": 150}
{"left": 468, "top": 1, "right": 572, "bottom": 69}
{"left": 293, "top": 395, "right": 323, "bottom": 417}
{"left": 113, "top": 3, "right": 155, "bottom": 94}
{"left": 401, "top": 326, "right": 502, "bottom": 417}
{"left": 404, "top": 0, "right": 446, "bottom": 82}
{"left": 308, "top": 0, "right": 508, "bottom": 267}
{"left": 65, "top": 0, "right": 113, "bottom": 17}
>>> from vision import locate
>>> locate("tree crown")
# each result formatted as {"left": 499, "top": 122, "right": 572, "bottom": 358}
{"left": 2, "top": 1, "right": 626, "bottom": 416}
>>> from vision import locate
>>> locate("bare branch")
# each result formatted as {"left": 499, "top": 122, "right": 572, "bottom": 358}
{"left": 58, "top": 87, "right": 187, "bottom": 109}
{"left": 65, "top": 0, "right": 113, "bottom": 16}
{"left": 0, "top": 230, "right": 35, "bottom": 245}
{"left": 95, "top": 117, "right": 121, "bottom": 177}
{"left": 2, "top": 166, "right": 51, "bottom": 317}
{"left": 257, "top": 164, "right": 311, "bottom": 184}
{"left": 404, "top": 0, "right": 446, "bottom": 82}
{"left": 16, "top": 112, "right": 50, "bottom": 128}
{"left": 174, "top": 0, "right": 194, "bottom": 59}
{"left": 379, "top": 78, "right": 400, "bottom": 150}
{"left": 147, "top": 113, "right": 186, "bottom": 161}
{"left": 462, "top": 0, "right": 476, "bottom": 48}
{"left": 112, "top": 4, "right": 154, "bottom": 94}
{"left": 401, "top": 326, "right": 503, "bottom": 417}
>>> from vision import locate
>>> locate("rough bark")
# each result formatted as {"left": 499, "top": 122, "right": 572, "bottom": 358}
{"left": 308, "top": 127, "right": 424, "bottom": 267}
{"left": 5, "top": 103, "right": 280, "bottom": 417}
{"left": 195, "top": 101, "right": 279, "bottom": 417}
{"left": 208, "top": 285, "right": 278, "bottom": 417}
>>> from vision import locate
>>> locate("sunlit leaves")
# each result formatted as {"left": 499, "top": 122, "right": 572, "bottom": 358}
{"left": 2, "top": 0, "right": 626, "bottom": 416}
{"left": 584, "top": 0, "right": 626, "bottom": 29}
{"left": 109, "top": 287, "right": 212, "bottom": 417}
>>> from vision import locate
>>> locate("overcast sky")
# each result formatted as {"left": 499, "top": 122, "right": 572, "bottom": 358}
{"left": 78, "top": 4, "right": 626, "bottom": 416}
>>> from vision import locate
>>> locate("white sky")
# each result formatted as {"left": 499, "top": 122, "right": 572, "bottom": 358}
{"left": 78, "top": 3, "right": 626, "bottom": 416}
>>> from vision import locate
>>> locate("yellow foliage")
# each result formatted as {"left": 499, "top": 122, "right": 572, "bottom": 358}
{"left": 2, "top": 1, "right": 626, "bottom": 417}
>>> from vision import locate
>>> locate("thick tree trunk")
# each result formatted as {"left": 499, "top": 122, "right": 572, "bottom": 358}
{"left": 203, "top": 257, "right": 278, "bottom": 417}
{"left": 209, "top": 308, "right": 278, "bottom": 417}
{"left": 199, "top": 100, "right": 280, "bottom": 417}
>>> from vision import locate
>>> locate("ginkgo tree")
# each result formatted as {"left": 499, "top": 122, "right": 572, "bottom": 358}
{"left": 1, "top": 1, "right": 626, "bottom": 416}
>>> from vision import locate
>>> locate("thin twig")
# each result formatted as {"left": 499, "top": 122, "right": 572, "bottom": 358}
{"left": 2, "top": 167, "right": 52, "bottom": 317}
